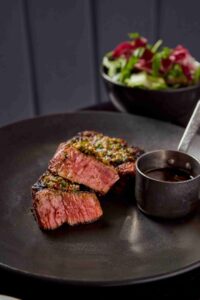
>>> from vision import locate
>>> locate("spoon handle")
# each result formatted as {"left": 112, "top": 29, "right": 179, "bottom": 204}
{"left": 178, "top": 100, "right": 200, "bottom": 153}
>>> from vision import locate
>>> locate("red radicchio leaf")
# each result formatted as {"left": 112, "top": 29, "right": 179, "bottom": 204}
{"left": 161, "top": 58, "right": 173, "bottom": 73}
{"left": 112, "top": 41, "right": 135, "bottom": 58}
{"left": 181, "top": 65, "right": 193, "bottom": 81}
{"left": 135, "top": 48, "right": 153, "bottom": 73}
{"left": 135, "top": 59, "right": 152, "bottom": 73}
{"left": 169, "top": 45, "right": 190, "bottom": 63}
{"left": 169, "top": 45, "right": 194, "bottom": 80}
{"left": 142, "top": 48, "right": 153, "bottom": 61}
{"left": 134, "top": 37, "right": 147, "bottom": 48}
{"left": 112, "top": 37, "right": 147, "bottom": 59}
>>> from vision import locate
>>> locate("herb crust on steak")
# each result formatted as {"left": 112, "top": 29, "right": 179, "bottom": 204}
{"left": 32, "top": 170, "right": 80, "bottom": 193}
{"left": 66, "top": 131, "right": 143, "bottom": 167}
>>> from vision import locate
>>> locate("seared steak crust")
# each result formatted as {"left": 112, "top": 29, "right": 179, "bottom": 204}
{"left": 32, "top": 170, "right": 80, "bottom": 193}
{"left": 67, "top": 131, "right": 142, "bottom": 167}
{"left": 67, "top": 131, "right": 144, "bottom": 177}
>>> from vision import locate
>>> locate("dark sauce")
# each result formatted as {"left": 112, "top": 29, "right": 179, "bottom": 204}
{"left": 145, "top": 167, "right": 193, "bottom": 182}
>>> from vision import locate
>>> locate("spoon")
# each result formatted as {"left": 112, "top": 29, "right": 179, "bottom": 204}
{"left": 135, "top": 100, "right": 200, "bottom": 219}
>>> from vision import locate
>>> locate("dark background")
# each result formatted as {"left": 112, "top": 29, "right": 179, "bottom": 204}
{"left": 1, "top": 0, "right": 200, "bottom": 127}
{"left": 1, "top": 1, "right": 200, "bottom": 298}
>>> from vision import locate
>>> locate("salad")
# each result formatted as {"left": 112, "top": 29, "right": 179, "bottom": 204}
{"left": 102, "top": 33, "right": 200, "bottom": 90}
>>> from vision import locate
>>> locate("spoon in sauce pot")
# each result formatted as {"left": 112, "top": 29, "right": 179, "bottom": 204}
{"left": 135, "top": 100, "right": 200, "bottom": 219}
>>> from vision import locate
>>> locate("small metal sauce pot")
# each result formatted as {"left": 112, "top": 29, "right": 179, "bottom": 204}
{"left": 135, "top": 100, "right": 200, "bottom": 219}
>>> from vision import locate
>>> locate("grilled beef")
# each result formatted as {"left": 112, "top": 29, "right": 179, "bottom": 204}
{"left": 32, "top": 131, "right": 143, "bottom": 230}
{"left": 48, "top": 131, "right": 143, "bottom": 193}
{"left": 67, "top": 131, "right": 143, "bottom": 170}
{"left": 67, "top": 131, "right": 143, "bottom": 176}
{"left": 33, "top": 188, "right": 103, "bottom": 230}
{"left": 49, "top": 146, "right": 119, "bottom": 194}
{"left": 66, "top": 131, "right": 144, "bottom": 196}
{"left": 32, "top": 171, "right": 103, "bottom": 230}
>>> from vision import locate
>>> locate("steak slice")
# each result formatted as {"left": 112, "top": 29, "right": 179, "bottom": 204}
{"left": 48, "top": 131, "right": 143, "bottom": 195}
{"left": 48, "top": 146, "right": 119, "bottom": 194}
{"left": 65, "top": 131, "right": 144, "bottom": 196}
{"left": 32, "top": 171, "right": 102, "bottom": 229}
{"left": 67, "top": 131, "right": 144, "bottom": 177}
{"left": 33, "top": 188, "right": 103, "bottom": 230}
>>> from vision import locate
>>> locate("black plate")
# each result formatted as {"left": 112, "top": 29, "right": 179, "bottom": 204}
{"left": 1, "top": 111, "right": 200, "bottom": 286}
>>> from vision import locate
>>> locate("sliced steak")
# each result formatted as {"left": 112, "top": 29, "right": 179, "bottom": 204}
{"left": 49, "top": 146, "right": 119, "bottom": 194}
{"left": 48, "top": 131, "right": 143, "bottom": 195}
{"left": 65, "top": 131, "right": 144, "bottom": 196}
{"left": 32, "top": 131, "right": 144, "bottom": 230}
{"left": 67, "top": 131, "right": 144, "bottom": 177}
{"left": 33, "top": 188, "right": 103, "bottom": 230}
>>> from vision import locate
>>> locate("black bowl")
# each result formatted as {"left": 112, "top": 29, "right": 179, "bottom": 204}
{"left": 102, "top": 70, "right": 200, "bottom": 127}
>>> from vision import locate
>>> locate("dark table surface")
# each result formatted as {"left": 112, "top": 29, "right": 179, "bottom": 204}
{"left": 1, "top": 102, "right": 200, "bottom": 300}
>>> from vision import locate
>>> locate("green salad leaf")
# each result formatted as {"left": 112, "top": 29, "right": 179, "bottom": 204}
{"left": 103, "top": 55, "right": 126, "bottom": 78}
{"left": 152, "top": 47, "right": 171, "bottom": 76}
{"left": 134, "top": 47, "right": 145, "bottom": 58}
{"left": 194, "top": 66, "right": 200, "bottom": 83}
{"left": 119, "top": 56, "right": 138, "bottom": 82}
{"left": 125, "top": 72, "right": 167, "bottom": 90}
{"left": 165, "top": 64, "right": 187, "bottom": 85}
{"left": 151, "top": 39, "right": 163, "bottom": 53}
{"left": 128, "top": 32, "right": 140, "bottom": 39}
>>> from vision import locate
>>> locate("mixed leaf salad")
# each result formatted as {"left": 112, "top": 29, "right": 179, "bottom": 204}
{"left": 102, "top": 33, "right": 200, "bottom": 90}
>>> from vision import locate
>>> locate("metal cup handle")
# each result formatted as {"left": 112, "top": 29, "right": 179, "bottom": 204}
{"left": 178, "top": 100, "right": 200, "bottom": 153}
